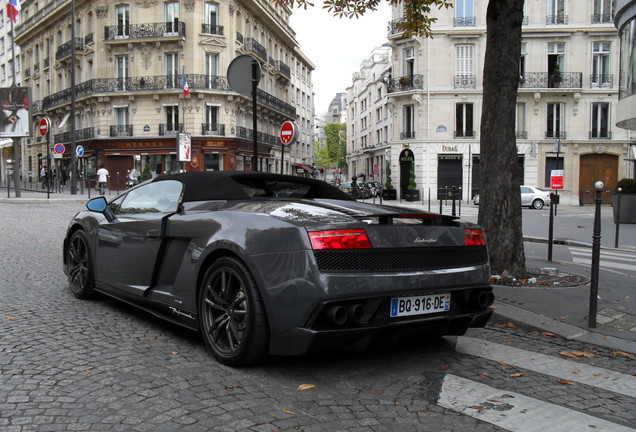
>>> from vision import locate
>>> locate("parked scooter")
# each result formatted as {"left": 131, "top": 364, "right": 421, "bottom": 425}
{"left": 126, "top": 168, "right": 140, "bottom": 189}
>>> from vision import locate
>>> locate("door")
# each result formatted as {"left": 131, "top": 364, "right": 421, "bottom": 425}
{"left": 116, "top": 5, "right": 130, "bottom": 37}
{"left": 579, "top": 154, "right": 618, "bottom": 204}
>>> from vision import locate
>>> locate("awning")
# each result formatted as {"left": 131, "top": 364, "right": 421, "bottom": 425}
{"left": 1, "top": 139, "right": 13, "bottom": 148}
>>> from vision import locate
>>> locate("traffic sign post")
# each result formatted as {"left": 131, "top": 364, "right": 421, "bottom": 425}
{"left": 279, "top": 121, "right": 298, "bottom": 175}
{"left": 40, "top": 117, "right": 52, "bottom": 199}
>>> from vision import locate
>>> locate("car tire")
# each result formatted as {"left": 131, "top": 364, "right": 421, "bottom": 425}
{"left": 198, "top": 256, "right": 269, "bottom": 366}
{"left": 66, "top": 230, "right": 95, "bottom": 299}
{"left": 531, "top": 199, "right": 544, "bottom": 210}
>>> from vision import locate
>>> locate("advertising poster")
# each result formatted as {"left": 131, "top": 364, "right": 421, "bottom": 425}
{"left": 1, "top": 87, "right": 32, "bottom": 138}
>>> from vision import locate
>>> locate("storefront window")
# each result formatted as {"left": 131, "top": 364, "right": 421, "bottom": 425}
{"left": 619, "top": 17, "right": 636, "bottom": 99}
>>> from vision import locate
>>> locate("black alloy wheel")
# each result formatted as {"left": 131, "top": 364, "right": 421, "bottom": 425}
{"left": 199, "top": 256, "right": 269, "bottom": 366}
{"left": 67, "top": 230, "right": 95, "bottom": 299}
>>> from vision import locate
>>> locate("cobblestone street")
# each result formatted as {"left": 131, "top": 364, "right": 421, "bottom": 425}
{"left": 1, "top": 203, "right": 634, "bottom": 431}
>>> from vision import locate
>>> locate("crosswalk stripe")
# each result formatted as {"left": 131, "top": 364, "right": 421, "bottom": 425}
{"left": 571, "top": 256, "right": 636, "bottom": 272}
{"left": 454, "top": 337, "right": 636, "bottom": 397}
{"left": 438, "top": 374, "right": 636, "bottom": 432}
{"left": 570, "top": 247, "right": 636, "bottom": 262}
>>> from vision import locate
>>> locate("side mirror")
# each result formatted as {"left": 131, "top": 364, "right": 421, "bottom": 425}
{"left": 86, "top": 196, "right": 108, "bottom": 212}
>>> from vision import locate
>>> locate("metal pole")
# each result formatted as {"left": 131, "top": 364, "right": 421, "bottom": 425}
{"left": 588, "top": 181, "right": 603, "bottom": 328}
{"left": 280, "top": 143, "right": 284, "bottom": 175}
{"left": 251, "top": 60, "right": 258, "bottom": 171}
{"left": 9, "top": 16, "right": 21, "bottom": 197}
{"left": 548, "top": 193, "right": 555, "bottom": 261}
{"left": 614, "top": 189, "right": 622, "bottom": 248}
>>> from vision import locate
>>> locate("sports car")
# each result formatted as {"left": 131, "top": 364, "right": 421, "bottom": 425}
{"left": 63, "top": 171, "right": 493, "bottom": 366}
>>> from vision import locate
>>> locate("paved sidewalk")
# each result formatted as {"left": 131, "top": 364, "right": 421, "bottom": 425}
{"left": 3, "top": 186, "right": 635, "bottom": 355}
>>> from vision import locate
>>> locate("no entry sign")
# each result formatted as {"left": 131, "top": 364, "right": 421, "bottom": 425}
{"left": 279, "top": 121, "right": 299, "bottom": 145}
{"left": 39, "top": 117, "right": 51, "bottom": 137}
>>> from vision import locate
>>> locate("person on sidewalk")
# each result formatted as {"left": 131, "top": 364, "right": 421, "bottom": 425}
{"left": 96, "top": 165, "right": 109, "bottom": 195}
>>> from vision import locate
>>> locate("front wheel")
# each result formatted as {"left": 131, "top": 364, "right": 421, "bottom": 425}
{"left": 531, "top": 199, "right": 544, "bottom": 210}
{"left": 66, "top": 230, "right": 95, "bottom": 299}
{"left": 198, "top": 257, "right": 269, "bottom": 366}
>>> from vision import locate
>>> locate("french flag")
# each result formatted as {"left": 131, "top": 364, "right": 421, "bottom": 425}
{"left": 7, "top": 0, "right": 21, "bottom": 23}
{"left": 182, "top": 71, "right": 190, "bottom": 96}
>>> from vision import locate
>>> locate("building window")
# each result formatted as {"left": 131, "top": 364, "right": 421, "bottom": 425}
{"left": 455, "top": 0, "right": 475, "bottom": 26}
{"left": 455, "top": 103, "right": 474, "bottom": 138}
{"left": 205, "top": 53, "right": 219, "bottom": 88}
{"left": 516, "top": 103, "right": 527, "bottom": 139}
{"left": 591, "top": 102, "right": 610, "bottom": 138}
{"left": 204, "top": 3, "right": 221, "bottom": 34}
{"left": 403, "top": 47, "right": 415, "bottom": 77}
{"left": 115, "top": 5, "right": 130, "bottom": 37}
{"left": 455, "top": 44, "right": 475, "bottom": 88}
{"left": 592, "top": 42, "right": 612, "bottom": 88}
{"left": 115, "top": 55, "right": 128, "bottom": 91}
{"left": 402, "top": 105, "right": 415, "bottom": 139}
{"left": 519, "top": 42, "right": 527, "bottom": 81}
{"left": 165, "top": 53, "right": 179, "bottom": 88}
{"left": 547, "top": 0, "right": 566, "bottom": 24}
{"left": 548, "top": 42, "right": 565, "bottom": 87}
{"left": 204, "top": 105, "right": 220, "bottom": 134}
{"left": 546, "top": 102, "right": 565, "bottom": 138}
{"left": 592, "top": 0, "right": 613, "bottom": 23}
{"left": 165, "top": 2, "right": 180, "bottom": 33}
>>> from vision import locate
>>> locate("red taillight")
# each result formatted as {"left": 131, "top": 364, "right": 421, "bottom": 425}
{"left": 465, "top": 229, "right": 487, "bottom": 246}
{"left": 309, "top": 229, "right": 372, "bottom": 250}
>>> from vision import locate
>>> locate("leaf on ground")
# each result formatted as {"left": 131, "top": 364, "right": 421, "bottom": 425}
{"left": 85, "top": 369, "right": 91, "bottom": 374}
{"left": 5, "top": 316, "right": 15, "bottom": 320}
{"left": 497, "top": 361, "right": 509, "bottom": 366}
{"left": 440, "top": 365, "right": 448, "bottom": 371}
{"left": 282, "top": 409, "right": 294, "bottom": 415}
{"left": 541, "top": 332, "right": 557, "bottom": 338}
{"left": 556, "top": 380, "right": 577, "bottom": 385}
{"left": 610, "top": 351, "right": 634, "bottom": 358}
{"left": 571, "top": 369, "right": 581, "bottom": 374}
{"left": 296, "top": 384, "right": 316, "bottom": 391}
{"left": 559, "top": 351, "right": 596, "bottom": 358}
{"left": 508, "top": 373, "right": 524, "bottom": 378}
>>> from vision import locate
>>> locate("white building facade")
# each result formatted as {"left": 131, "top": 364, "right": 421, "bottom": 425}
{"left": 373, "top": 0, "right": 629, "bottom": 205}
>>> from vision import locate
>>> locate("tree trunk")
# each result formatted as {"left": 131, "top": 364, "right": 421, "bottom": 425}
{"left": 478, "top": 0, "right": 526, "bottom": 276}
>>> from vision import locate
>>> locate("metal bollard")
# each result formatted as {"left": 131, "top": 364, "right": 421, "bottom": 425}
{"left": 588, "top": 181, "right": 603, "bottom": 328}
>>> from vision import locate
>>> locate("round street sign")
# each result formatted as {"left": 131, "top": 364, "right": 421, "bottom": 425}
{"left": 280, "top": 121, "right": 299, "bottom": 145}
{"left": 76, "top": 145, "right": 84, "bottom": 157}
{"left": 227, "top": 55, "right": 261, "bottom": 94}
{"left": 39, "top": 117, "right": 51, "bottom": 137}
{"left": 54, "top": 143, "right": 66, "bottom": 154}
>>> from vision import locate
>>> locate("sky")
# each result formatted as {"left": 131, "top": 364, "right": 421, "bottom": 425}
{"left": 288, "top": 3, "right": 392, "bottom": 117}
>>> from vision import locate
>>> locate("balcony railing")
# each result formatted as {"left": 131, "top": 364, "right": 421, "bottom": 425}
{"left": 454, "top": 17, "right": 475, "bottom": 26}
{"left": 591, "top": 13, "right": 614, "bottom": 23}
{"left": 43, "top": 75, "right": 296, "bottom": 118}
{"left": 386, "top": 74, "right": 424, "bottom": 93}
{"left": 159, "top": 123, "right": 184, "bottom": 135}
{"left": 110, "top": 125, "right": 133, "bottom": 137}
{"left": 545, "top": 131, "right": 566, "bottom": 139}
{"left": 454, "top": 130, "right": 476, "bottom": 138}
{"left": 519, "top": 72, "right": 582, "bottom": 89}
{"left": 235, "top": 126, "right": 279, "bottom": 146}
{"left": 243, "top": 37, "right": 267, "bottom": 61}
{"left": 273, "top": 60, "right": 291, "bottom": 79}
{"left": 55, "top": 38, "right": 83, "bottom": 60}
{"left": 104, "top": 21, "right": 186, "bottom": 41}
{"left": 387, "top": 18, "right": 406, "bottom": 36}
{"left": 589, "top": 130, "right": 611, "bottom": 139}
{"left": 546, "top": 14, "right": 568, "bottom": 24}
{"left": 590, "top": 74, "right": 613, "bottom": 88}
{"left": 454, "top": 74, "right": 476, "bottom": 89}
{"left": 84, "top": 33, "right": 94, "bottom": 45}
{"left": 54, "top": 127, "right": 95, "bottom": 144}
{"left": 201, "top": 23, "right": 223, "bottom": 35}
{"left": 201, "top": 124, "right": 226, "bottom": 135}
{"left": 400, "top": 131, "right": 416, "bottom": 140}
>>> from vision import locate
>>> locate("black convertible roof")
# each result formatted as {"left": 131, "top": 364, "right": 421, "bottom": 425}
{"left": 153, "top": 171, "right": 352, "bottom": 203}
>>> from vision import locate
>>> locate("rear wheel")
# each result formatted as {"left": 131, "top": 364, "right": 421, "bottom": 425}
{"left": 198, "top": 256, "right": 269, "bottom": 366}
{"left": 531, "top": 199, "right": 544, "bottom": 210}
{"left": 66, "top": 230, "right": 95, "bottom": 299}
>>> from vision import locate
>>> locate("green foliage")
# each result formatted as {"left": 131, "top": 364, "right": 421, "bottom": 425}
{"left": 139, "top": 165, "right": 152, "bottom": 181}
{"left": 323, "top": 122, "right": 347, "bottom": 169}
{"left": 616, "top": 178, "right": 636, "bottom": 193}
{"left": 384, "top": 161, "right": 393, "bottom": 189}
{"left": 407, "top": 164, "right": 417, "bottom": 190}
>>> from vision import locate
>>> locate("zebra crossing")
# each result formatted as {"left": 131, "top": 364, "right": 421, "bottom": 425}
{"left": 438, "top": 336, "right": 636, "bottom": 431}
{"left": 569, "top": 246, "right": 636, "bottom": 274}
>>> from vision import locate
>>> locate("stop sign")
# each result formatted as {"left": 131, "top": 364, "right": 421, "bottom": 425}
{"left": 280, "top": 121, "right": 298, "bottom": 145}
{"left": 39, "top": 117, "right": 51, "bottom": 137}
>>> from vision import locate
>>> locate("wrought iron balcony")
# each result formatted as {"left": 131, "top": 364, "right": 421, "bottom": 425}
{"left": 243, "top": 37, "right": 267, "bottom": 61}
{"left": 387, "top": 18, "right": 406, "bottom": 36}
{"left": 54, "top": 127, "right": 95, "bottom": 144}
{"left": 55, "top": 38, "right": 83, "bottom": 61}
{"left": 454, "top": 17, "right": 475, "bottom": 26}
{"left": 454, "top": 130, "right": 476, "bottom": 138}
{"left": 591, "top": 13, "right": 614, "bottom": 24}
{"left": 546, "top": 14, "right": 568, "bottom": 24}
{"left": 590, "top": 74, "right": 613, "bottom": 88}
{"left": 202, "top": 23, "right": 223, "bottom": 35}
{"left": 519, "top": 72, "right": 582, "bottom": 89}
{"left": 545, "top": 131, "right": 566, "bottom": 139}
{"left": 110, "top": 125, "right": 133, "bottom": 137}
{"left": 104, "top": 21, "right": 186, "bottom": 41}
{"left": 400, "top": 131, "right": 416, "bottom": 139}
{"left": 159, "top": 123, "right": 184, "bottom": 135}
{"left": 235, "top": 126, "right": 278, "bottom": 146}
{"left": 273, "top": 60, "right": 291, "bottom": 79}
{"left": 454, "top": 74, "right": 476, "bottom": 89}
{"left": 386, "top": 74, "right": 424, "bottom": 93}
{"left": 201, "top": 124, "right": 226, "bottom": 136}
{"left": 589, "top": 130, "right": 611, "bottom": 139}
{"left": 85, "top": 33, "right": 94, "bottom": 45}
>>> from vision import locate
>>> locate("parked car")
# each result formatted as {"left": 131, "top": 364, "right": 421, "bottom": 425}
{"left": 365, "top": 181, "right": 381, "bottom": 197}
{"left": 472, "top": 185, "right": 551, "bottom": 210}
{"left": 337, "top": 181, "right": 371, "bottom": 199}
{"left": 64, "top": 171, "right": 493, "bottom": 366}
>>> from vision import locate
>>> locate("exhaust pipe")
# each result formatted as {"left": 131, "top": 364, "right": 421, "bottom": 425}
{"left": 477, "top": 291, "right": 495, "bottom": 308}
{"left": 322, "top": 305, "right": 347, "bottom": 326}
{"left": 347, "top": 304, "right": 366, "bottom": 324}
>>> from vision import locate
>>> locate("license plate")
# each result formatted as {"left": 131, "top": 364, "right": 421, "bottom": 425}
{"left": 390, "top": 293, "right": 451, "bottom": 317}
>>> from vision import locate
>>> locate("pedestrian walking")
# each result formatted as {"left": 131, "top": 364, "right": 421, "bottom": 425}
{"left": 40, "top": 166, "right": 47, "bottom": 189}
{"left": 60, "top": 168, "right": 67, "bottom": 191}
{"left": 97, "top": 164, "right": 109, "bottom": 195}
